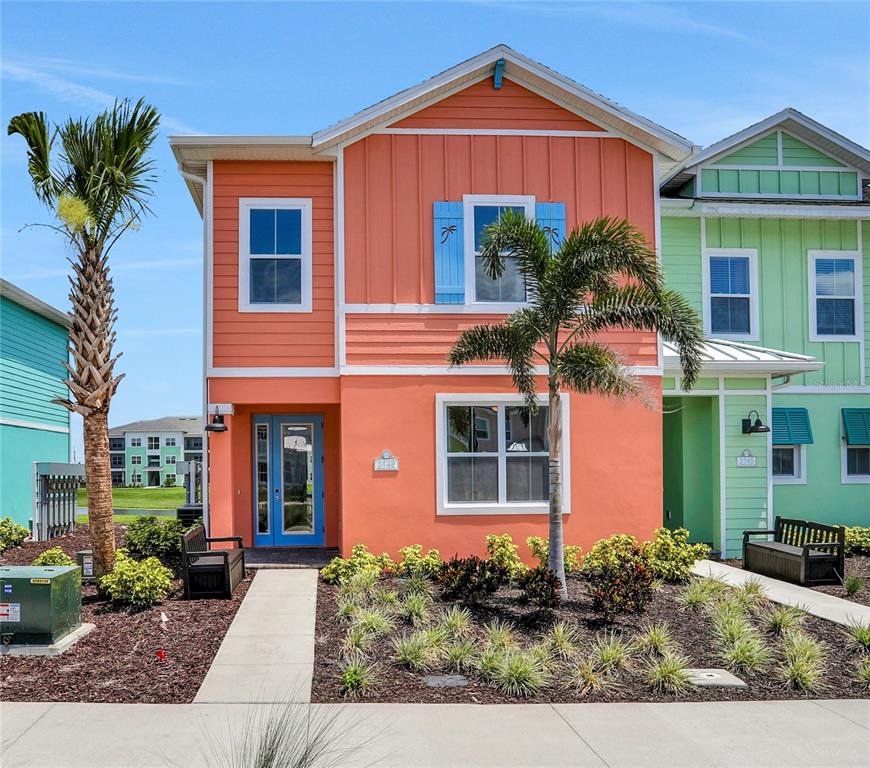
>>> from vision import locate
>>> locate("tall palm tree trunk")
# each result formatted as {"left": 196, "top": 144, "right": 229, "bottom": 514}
{"left": 83, "top": 410, "right": 114, "bottom": 577}
{"left": 546, "top": 377, "right": 568, "bottom": 598}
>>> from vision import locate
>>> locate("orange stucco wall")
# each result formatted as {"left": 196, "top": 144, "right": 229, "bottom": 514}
{"left": 212, "top": 160, "right": 335, "bottom": 368}
{"left": 343, "top": 133, "right": 655, "bottom": 305}
{"left": 337, "top": 375, "right": 663, "bottom": 560}
{"left": 391, "top": 78, "right": 606, "bottom": 131}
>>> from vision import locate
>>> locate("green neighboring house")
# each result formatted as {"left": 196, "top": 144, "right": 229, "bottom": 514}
{"left": 0, "top": 280, "right": 71, "bottom": 529}
{"left": 660, "top": 109, "right": 869, "bottom": 557}
{"left": 109, "top": 416, "right": 203, "bottom": 487}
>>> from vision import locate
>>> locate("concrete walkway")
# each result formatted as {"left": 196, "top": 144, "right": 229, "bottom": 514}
{"left": 693, "top": 559, "right": 870, "bottom": 627}
{"left": 194, "top": 568, "right": 317, "bottom": 703}
{"left": 1, "top": 699, "right": 868, "bottom": 767}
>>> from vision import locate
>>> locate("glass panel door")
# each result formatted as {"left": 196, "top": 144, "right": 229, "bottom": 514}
{"left": 253, "top": 415, "right": 324, "bottom": 547}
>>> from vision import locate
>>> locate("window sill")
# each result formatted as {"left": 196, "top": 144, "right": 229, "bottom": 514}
{"left": 464, "top": 301, "right": 529, "bottom": 313}
{"left": 841, "top": 475, "right": 870, "bottom": 485}
{"left": 238, "top": 303, "right": 312, "bottom": 314}
{"left": 437, "top": 503, "right": 568, "bottom": 516}
{"left": 707, "top": 332, "right": 759, "bottom": 342}
{"left": 772, "top": 477, "right": 806, "bottom": 486}
{"left": 809, "top": 334, "right": 861, "bottom": 343}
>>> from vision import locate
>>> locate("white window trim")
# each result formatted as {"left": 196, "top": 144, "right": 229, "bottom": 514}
{"left": 238, "top": 197, "right": 313, "bottom": 313}
{"left": 771, "top": 444, "right": 807, "bottom": 485}
{"left": 130, "top": 437, "right": 142, "bottom": 447}
{"left": 166, "top": 455, "right": 176, "bottom": 465}
{"left": 131, "top": 455, "right": 142, "bottom": 465}
{"left": 808, "top": 250, "right": 862, "bottom": 342}
{"left": 462, "top": 194, "right": 536, "bottom": 309}
{"left": 165, "top": 437, "right": 176, "bottom": 447}
{"left": 841, "top": 441, "right": 870, "bottom": 485}
{"left": 702, "top": 247, "right": 759, "bottom": 341}
{"left": 435, "top": 392, "right": 571, "bottom": 516}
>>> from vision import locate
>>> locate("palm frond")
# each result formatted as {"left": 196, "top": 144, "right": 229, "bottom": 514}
{"left": 555, "top": 341, "right": 647, "bottom": 402}
{"left": 7, "top": 111, "right": 57, "bottom": 204}
{"left": 478, "top": 208, "right": 552, "bottom": 290}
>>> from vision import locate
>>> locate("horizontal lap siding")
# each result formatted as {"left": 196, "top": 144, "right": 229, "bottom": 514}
{"left": 390, "top": 79, "right": 605, "bottom": 131}
{"left": 345, "top": 314, "right": 658, "bottom": 367}
{"left": 212, "top": 161, "right": 335, "bottom": 368}
{"left": 344, "top": 133, "right": 656, "bottom": 308}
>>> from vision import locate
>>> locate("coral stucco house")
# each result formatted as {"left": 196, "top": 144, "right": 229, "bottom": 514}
{"left": 172, "top": 46, "right": 694, "bottom": 557}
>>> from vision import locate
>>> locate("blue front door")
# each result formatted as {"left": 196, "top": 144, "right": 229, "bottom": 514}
{"left": 253, "top": 415, "right": 324, "bottom": 547}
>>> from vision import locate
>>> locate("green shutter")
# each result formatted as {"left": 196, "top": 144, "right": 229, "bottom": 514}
{"left": 771, "top": 408, "right": 813, "bottom": 445}
{"left": 433, "top": 201, "right": 464, "bottom": 304}
{"left": 842, "top": 408, "right": 870, "bottom": 445}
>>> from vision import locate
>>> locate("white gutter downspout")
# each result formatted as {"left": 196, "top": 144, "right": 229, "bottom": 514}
{"left": 179, "top": 168, "right": 211, "bottom": 535}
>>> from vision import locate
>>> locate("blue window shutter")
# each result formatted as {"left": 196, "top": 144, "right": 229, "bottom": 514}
{"left": 842, "top": 408, "right": 870, "bottom": 445}
{"left": 535, "top": 202, "right": 567, "bottom": 253}
{"left": 434, "top": 201, "right": 464, "bottom": 304}
{"left": 771, "top": 407, "right": 813, "bottom": 445}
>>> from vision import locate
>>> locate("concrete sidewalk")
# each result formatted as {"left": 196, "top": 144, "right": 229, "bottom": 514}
{"left": 1, "top": 699, "right": 868, "bottom": 767}
{"left": 693, "top": 559, "right": 870, "bottom": 627}
{"left": 194, "top": 569, "right": 317, "bottom": 703}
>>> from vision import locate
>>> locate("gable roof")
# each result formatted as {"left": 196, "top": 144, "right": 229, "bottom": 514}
{"left": 662, "top": 108, "right": 870, "bottom": 195}
{"left": 109, "top": 416, "right": 204, "bottom": 436}
{"left": 0, "top": 279, "right": 71, "bottom": 328}
{"left": 311, "top": 45, "right": 695, "bottom": 161}
{"left": 172, "top": 46, "right": 697, "bottom": 211}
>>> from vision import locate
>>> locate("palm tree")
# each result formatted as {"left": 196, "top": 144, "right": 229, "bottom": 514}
{"left": 8, "top": 99, "right": 160, "bottom": 578}
{"left": 449, "top": 213, "right": 704, "bottom": 597}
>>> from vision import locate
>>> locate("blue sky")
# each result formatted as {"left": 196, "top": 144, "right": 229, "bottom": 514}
{"left": 2, "top": 1, "right": 867, "bottom": 456}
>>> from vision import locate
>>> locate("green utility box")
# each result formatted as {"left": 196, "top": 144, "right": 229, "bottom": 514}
{"left": 0, "top": 565, "right": 81, "bottom": 645}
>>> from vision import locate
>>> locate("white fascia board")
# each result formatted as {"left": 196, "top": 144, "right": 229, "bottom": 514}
{"left": 662, "top": 360, "right": 824, "bottom": 375}
{"left": 660, "top": 198, "right": 870, "bottom": 220}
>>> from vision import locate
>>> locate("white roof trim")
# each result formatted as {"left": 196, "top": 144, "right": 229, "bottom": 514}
{"left": 663, "top": 338, "right": 822, "bottom": 376}
{"left": 310, "top": 45, "right": 695, "bottom": 160}
{"left": 661, "top": 198, "right": 870, "bottom": 220}
{"left": 662, "top": 108, "right": 870, "bottom": 189}
{"left": 0, "top": 279, "right": 70, "bottom": 328}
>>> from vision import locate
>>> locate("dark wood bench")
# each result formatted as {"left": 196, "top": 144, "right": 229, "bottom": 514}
{"left": 180, "top": 525, "right": 245, "bottom": 599}
{"left": 743, "top": 516, "right": 845, "bottom": 586}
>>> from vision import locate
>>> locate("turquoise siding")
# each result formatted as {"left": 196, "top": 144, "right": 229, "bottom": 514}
{"left": 714, "top": 134, "right": 778, "bottom": 165}
{"left": 0, "top": 296, "right": 70, "bottom": 527}
{"left": 0, "top": 296, "right": 69, "bottom": 428}
{"left": 660, "top": 217, "right": 703, "bottom": 317}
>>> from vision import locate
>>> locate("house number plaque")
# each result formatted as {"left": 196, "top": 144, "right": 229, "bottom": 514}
{"left": 736, "top": 449, "right": 757, "bottom": 468}
{"left": 374, "top": 450, "right": 399, "bottom": 472}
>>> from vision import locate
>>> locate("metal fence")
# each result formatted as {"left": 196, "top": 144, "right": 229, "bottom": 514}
{"left": 33, "top": 462, "right": 85, "bottom": 542}
{"left": 177, "top": 460, "right": 202, "bottom": 505}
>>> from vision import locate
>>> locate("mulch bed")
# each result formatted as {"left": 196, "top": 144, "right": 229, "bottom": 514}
{"left": 0, "top": 525, "right": 252, "bottom": 703}
{"left": 311, "top": 574, "right": 870, "bottom": 704}
{"left": 724, "top": 556, "right": 870, "bottom": 607}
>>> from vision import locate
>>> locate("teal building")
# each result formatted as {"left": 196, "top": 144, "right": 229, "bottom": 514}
{"left": 0, "top": 280, "right": 71, "bottom": 529}
{"left": 660, "top": 109, "right": 869, "bottom": 557}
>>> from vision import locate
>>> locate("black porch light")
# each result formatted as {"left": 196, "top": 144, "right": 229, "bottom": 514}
{"left": 205, "top": 406, "right": 228, "bottom": 433}
{"left": 741, "top": 409, "right": 770, "bottom": 435}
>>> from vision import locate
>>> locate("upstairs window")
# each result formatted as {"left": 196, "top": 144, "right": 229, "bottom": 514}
{"left": 810, "top": 252, "right": 860, "bottom": 340}
{"left": 130, "top": 437, "right": 141, "bottom": 447}
{"left": 239, "top": 198, "right": 312, "bottom": 313}
{"left": 706, "top": 250, "right": 757, "bottom": 338}
{"left": 147, "top": 436, "right": 160, "bottom": 451}
{"left": 165, "top": 437, "right": 176, "bottom": 447}
{"left": 463, "top": 195, "right": 535, "bottom": 305}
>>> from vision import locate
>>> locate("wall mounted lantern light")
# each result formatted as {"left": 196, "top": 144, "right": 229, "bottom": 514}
{"left": 741, "top": 410, "right": 770, "bottom": 435}
{"left": 205, "top": 406, "right": 228, "bottom": 433}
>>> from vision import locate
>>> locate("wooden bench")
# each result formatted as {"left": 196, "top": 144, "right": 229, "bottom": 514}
{"left": 180, "top": 525, "right": 245, "bottom": 599}
{"left": 743, "top": 516, "right": 845, "bottom": 586}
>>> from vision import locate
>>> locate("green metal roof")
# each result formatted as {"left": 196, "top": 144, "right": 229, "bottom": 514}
{"left": 843, "top": 408, "right": 870, "bottom": 445}
{"left": 772, "top": 407, "right": 813, "bottom": 445}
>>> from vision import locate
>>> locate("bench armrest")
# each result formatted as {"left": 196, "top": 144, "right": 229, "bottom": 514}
{"left": 743, "top": 529, "right": 776, "bottom": 544}
{"left": 183, "top": 548, "right": 228, "bottom": 561}
{"left": 205, "top": 536, "right": 243, "bottom": 549}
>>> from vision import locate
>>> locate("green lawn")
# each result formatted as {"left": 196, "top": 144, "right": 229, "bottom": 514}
{"left": 75, "top": 513, "right": 166, "bottom": 526}
{"left": 76, "top": 486, "right": 186, "bottom": 510}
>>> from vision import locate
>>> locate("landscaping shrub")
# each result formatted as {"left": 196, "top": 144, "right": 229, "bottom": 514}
{"left": 352, "top": 607, "right": 395, "bottom": 637}
{"left": 438, "top": 605, "right": 472, "bottom": 638}
{"left": 492, "top": 651, "right": 549, "bottom": 697}
{"left": 643, "top": 652, "right": 693, "bottom": 693}
{"left": 679, "top": 576, "right": 727, "bottom": 610}
{"left": 0, "top": 517, "right": 29, "bottom": 551}
{"left": 546, "top": 622, "right": 578, "bottom": 660}
{"left": 778, "top": 630, "right": 826, "bottom": 691}
{"left": 396, "top": 545, "right": 442, "bottom": 578}
{"left": 485, "top": 533, "right": 527, "bottom": 578}
{"left": 484, "top": 619, "right": 517, "bottom": 651}
{"left": 31, "top": 547, "right": 74, "bottom": 567}
{"left": 845, "top": 526, "right": 870, "bottom": 556}
{"left": 643, "top": 527, "right": 710, "bottom": 582}
{"left": 762, "top": 605, "right": 806, "bottom": 636}
{"left": 633, "top": 622, "right": 675, "bottom": 657}
{"left": 436, "top": 555, "right": 507, "bottom": 604}
{"left": 581, "top": 535, "right": 655, "bottom": 621}
{"left": 516, "top": 566, "right": 561, "bottom": 609}
{"left": 399, "top": 572, "right": 434, "bottom": 598}
{"left": 124, "top": 515, "right": 184, "bottom": 571}
{"left": 391, "top": 631, "right": 439, "bottom": 671}
{"left": 526, "top": 536, "right": 582, "bottom": 573}
{"left": 320, "top": 544, "right": 394, "bottom": 585}
{"left": 476, "top": 645, "right": 506, "bottom": 681}
{"left": 567, "top": 657, "right": 619, "bottom": 696}
{"left": 856, "top": 658, "right": 870, "bottom": 689}
{"left": 591, "top": 631, "right": 633, "bottom": 673}
{"left": 846, "top": 619, "right": 870, "bottom": 652}
{"left": 339, "top": 653, "right": 379, "bottom": 698}
{"left": 100, "top": 549, "right": 173, "bottom": 609}
{"left": 397, "top": 592, "right": 431, "bottom": 626}
{"left": 338, "top": 569, "right": 379, "bottom": 599}
{"left": 843, "top": 573, "right": 864, "bottom": 597}
{"left": 342, "top": 624, "right": 374, "bottom": 655}
{"left": 444, "top": 640, "right": 477, "bottom": 672}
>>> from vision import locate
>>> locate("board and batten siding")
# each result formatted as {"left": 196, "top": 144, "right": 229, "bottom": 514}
{"left": 662, "top": 216, "right": 866, "bottom": 386}
{"left": 0, "top": 295, "right": 69, "bottom": 428}
{"left": 390, "top": 78, "right": 606, "bottom": 131}
{"left": 864, "top": 221, "right": 870, "bottom": 384}
{"left": 211, "top": 161, "right": 335, "bottom": 368}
